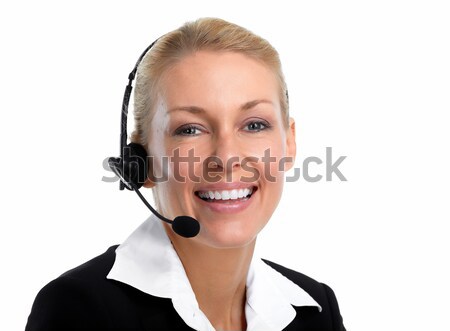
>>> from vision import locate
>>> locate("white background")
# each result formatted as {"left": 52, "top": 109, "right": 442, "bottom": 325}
{"left": 1, "top": 1, "right": 449, "bottom": 330}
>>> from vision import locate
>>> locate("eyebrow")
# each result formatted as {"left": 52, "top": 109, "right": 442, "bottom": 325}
{"left": 167, "top": 99, "right": 274, "bottom": 114}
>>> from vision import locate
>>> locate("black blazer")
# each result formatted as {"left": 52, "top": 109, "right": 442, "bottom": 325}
{"left": 26, "top": 246, "right": 346, "bottom": 331}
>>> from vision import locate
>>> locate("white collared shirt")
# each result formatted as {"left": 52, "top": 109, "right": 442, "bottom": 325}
{"left": 107, "top": 215, "right": 321, "bottom": 331}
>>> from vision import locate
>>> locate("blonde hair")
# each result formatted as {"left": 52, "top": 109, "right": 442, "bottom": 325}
{"left": 131, "top": 17, "right": 289, "bottom": 148}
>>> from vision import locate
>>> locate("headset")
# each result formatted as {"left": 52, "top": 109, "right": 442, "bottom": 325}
{"left": 107, "top": 40, "right": 200, "bottom": 238}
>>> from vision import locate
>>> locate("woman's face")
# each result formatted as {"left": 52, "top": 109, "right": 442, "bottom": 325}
{"left": 146, "top": 51, "right": 296, "bottom": 248}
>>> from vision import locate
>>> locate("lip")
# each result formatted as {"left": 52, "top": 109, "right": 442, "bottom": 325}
{"left": 194, "top": 184, "right": 258, "bottom": 214}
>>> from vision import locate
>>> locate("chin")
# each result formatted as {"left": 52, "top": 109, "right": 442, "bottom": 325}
{"left": 197, "top": 224, "right": 260, "bottom": 249}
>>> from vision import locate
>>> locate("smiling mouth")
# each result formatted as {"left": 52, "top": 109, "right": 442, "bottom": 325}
{"left": 195, "top": 186, "right": 257, "bottom": 202}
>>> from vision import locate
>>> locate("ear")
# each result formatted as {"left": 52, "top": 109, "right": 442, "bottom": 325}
{"left": 284, "top": 117, "right": 297, "bottom": 172}
{"left": 143, "top": 177, "right": 156, "bottom": 188}
{"left": 143, "top": 156, "right": 156, "bottom": 188}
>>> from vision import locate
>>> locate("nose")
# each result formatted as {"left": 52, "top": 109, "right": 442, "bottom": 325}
{"left": 208, "top": 133, "right": 242, "bottom": 175}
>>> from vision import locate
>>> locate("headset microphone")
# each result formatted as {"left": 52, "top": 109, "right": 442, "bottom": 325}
{"left": 107, "top": 40, "right": 200, "bottom": 239}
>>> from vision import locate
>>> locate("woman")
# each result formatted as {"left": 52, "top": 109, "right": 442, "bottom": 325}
{"left": 26, "top": 18, "right": 346, "bottom": 331}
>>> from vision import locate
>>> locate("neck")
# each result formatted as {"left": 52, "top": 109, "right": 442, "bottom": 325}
{"left": 166, "top": 228, "right": 255, "bottom": 331}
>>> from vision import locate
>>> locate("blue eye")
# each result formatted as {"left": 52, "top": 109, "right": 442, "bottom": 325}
{"left": 174, "top": 125, "right": 201, "bottom": 136}
{"left": 244, "top": 121, "right": 270, "bottom": 132}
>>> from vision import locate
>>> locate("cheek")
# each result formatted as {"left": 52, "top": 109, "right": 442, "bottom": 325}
{"left": 167, "top": 145, "right": 205, "bottom": 184}
{"left": 251, "top": 138, "right": 287, "bottom": 182}
{"left": 154, "top": 177, "right": 191, "bottom": 219}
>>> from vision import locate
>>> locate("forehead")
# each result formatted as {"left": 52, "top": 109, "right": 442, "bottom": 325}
{"left": 158, "top": 51, "right": 280, "bottom": 109}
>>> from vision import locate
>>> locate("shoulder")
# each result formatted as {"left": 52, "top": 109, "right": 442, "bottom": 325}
{"left": 59, "top": 245, "right": 118, "bottom": 281}
{"left": 26, "top": 246, "right": 186, "bottom": 331}
{"left": 262, "top": 259, "right": 346, "bottom": 331}
{"left": 25, "top": 246, "right": 120, "bottom": 331}
{"left": 262, "top": 258, "right": 335, "bottom": 303}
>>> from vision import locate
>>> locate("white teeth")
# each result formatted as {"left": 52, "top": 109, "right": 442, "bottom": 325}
{"left": 197, "top": 187, "right": 254, "bottom": 201}
{"left": 229, "top": 189, "right": 238, "bottom": 200}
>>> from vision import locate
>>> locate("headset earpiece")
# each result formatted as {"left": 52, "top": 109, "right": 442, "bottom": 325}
{"left": 108, "top": 143, "right": 148, "bottom": 191}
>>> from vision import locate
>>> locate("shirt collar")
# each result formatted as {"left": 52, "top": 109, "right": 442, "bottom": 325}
{"left": 107, "top": 215, "right": 321, "bottom": 331}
